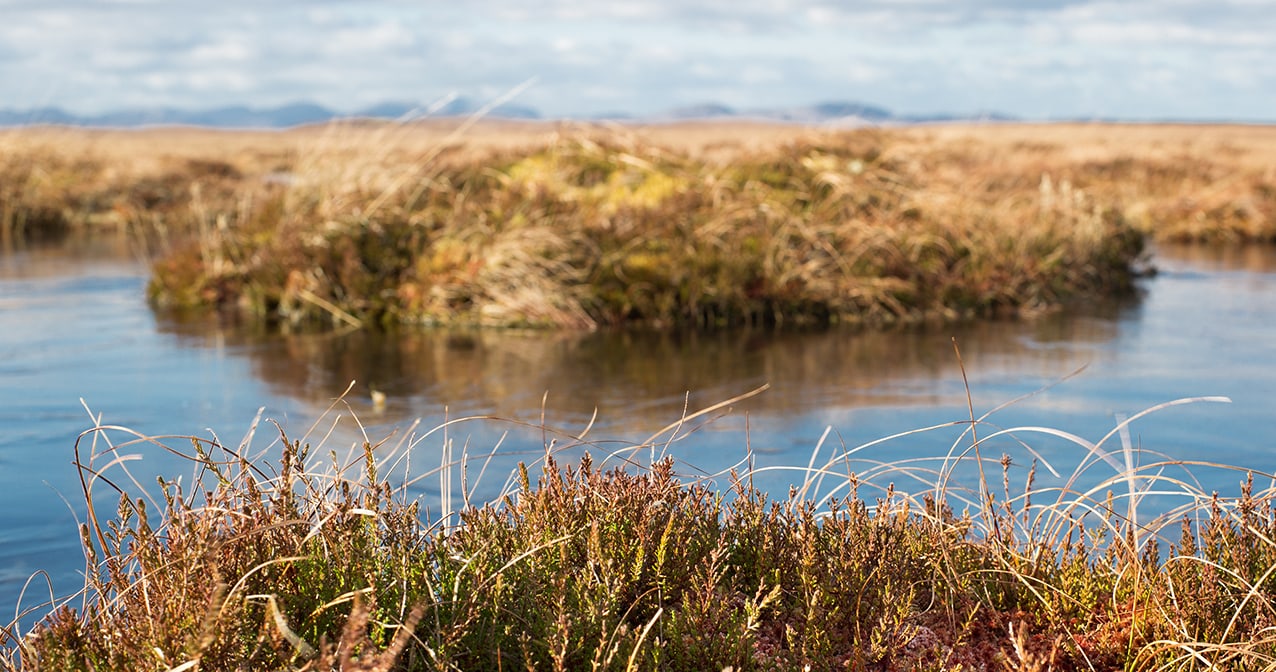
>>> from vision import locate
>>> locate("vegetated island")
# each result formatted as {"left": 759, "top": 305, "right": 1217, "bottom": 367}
{"left": 4, "top": 121, "right": 1274, "bottom": 331}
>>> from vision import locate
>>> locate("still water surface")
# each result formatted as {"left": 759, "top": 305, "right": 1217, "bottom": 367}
{"left": 2, "top": 237, "right": 1275, "bottom": 620}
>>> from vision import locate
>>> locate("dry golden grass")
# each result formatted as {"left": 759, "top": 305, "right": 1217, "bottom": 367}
{"left": 4, "top": 119, "right": 1271, "bottom": 243}
{"left": 3, "top": 120, "right": 1273, "bottom": 329}
{"left": 890, "top": 123, "right": 1276, "bottom": 242}
{"left": 5, "top": 119, "right": 1275, "bottom": 172}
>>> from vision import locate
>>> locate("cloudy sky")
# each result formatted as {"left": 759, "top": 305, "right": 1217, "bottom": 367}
{"left": 2, "top": 1, "right": 1273, "bottom": 121}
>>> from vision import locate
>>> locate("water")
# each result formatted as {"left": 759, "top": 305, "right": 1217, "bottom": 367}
{"left": 3, "top": 236, "right": 1275, "bottom": 623}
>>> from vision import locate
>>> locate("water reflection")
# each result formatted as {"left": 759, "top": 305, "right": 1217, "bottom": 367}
{"left": 0, "top": 233, "right": 146, "bottom": 280}
{"left": 153, "top": 296, "right": 1138, "bottom": 443}
{"left": 1156, "top": 242, "right": 1276, "bottom": 273}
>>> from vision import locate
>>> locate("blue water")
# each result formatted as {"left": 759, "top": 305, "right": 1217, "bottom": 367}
{"left": 2, "top": 238, "right": 1275, "bottom": 629}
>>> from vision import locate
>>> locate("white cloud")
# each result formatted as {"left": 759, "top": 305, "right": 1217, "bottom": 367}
{"left": 187, "top": 39, "right": 256, "bottom": 65}
{"left": 0, "top": 0, "right": 1272, "bottom": 121}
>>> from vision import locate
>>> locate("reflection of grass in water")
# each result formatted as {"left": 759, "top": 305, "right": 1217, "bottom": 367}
{"left": 153, "top": 317, "right": 1124, "bottom": 442}
{"left": 4, "top": 382, "right": 1274, "bottom": 671}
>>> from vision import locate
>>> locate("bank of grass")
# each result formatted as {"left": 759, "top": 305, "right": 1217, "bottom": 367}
{"left": 0, "top": 128, "right": 249, "bottom": 250}
{"left": 4, "top": 390, "right": 1274, "bottom": 671}
{"left": 4, "top": 122, "right": 1276, "bottom": 329}
{"left": 145, "top": 130, "right": 1146, "bottom": 329}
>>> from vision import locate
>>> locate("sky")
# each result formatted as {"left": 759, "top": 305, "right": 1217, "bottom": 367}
{"left": 2, "top": 1, "right": 1274, "bottom": 122}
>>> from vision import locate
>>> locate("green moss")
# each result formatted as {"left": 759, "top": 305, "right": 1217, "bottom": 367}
{"left": 505, "top": 141, "right": 687, "bottom": 213}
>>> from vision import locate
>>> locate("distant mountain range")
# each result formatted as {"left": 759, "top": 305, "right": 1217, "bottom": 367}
{"left": 658, "top": 101, "right": 1016, "bottom": 124}
{"left": 0, "top": 98, "right": 1016, "bottom": 129}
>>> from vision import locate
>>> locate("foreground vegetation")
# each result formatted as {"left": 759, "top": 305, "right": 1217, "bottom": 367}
{"left": 3, "top": 122, "right": 1274, "bottom": 329}
{"left": 4, "top": 392, "right": 1274, "bottom": 671}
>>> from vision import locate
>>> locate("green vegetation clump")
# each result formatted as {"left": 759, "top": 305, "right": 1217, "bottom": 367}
{"left": 6, "top": 403, "right": 1276, "bottom": 671}
{"left": 144, "top": 134, "right": 1150, "bottom": 330}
